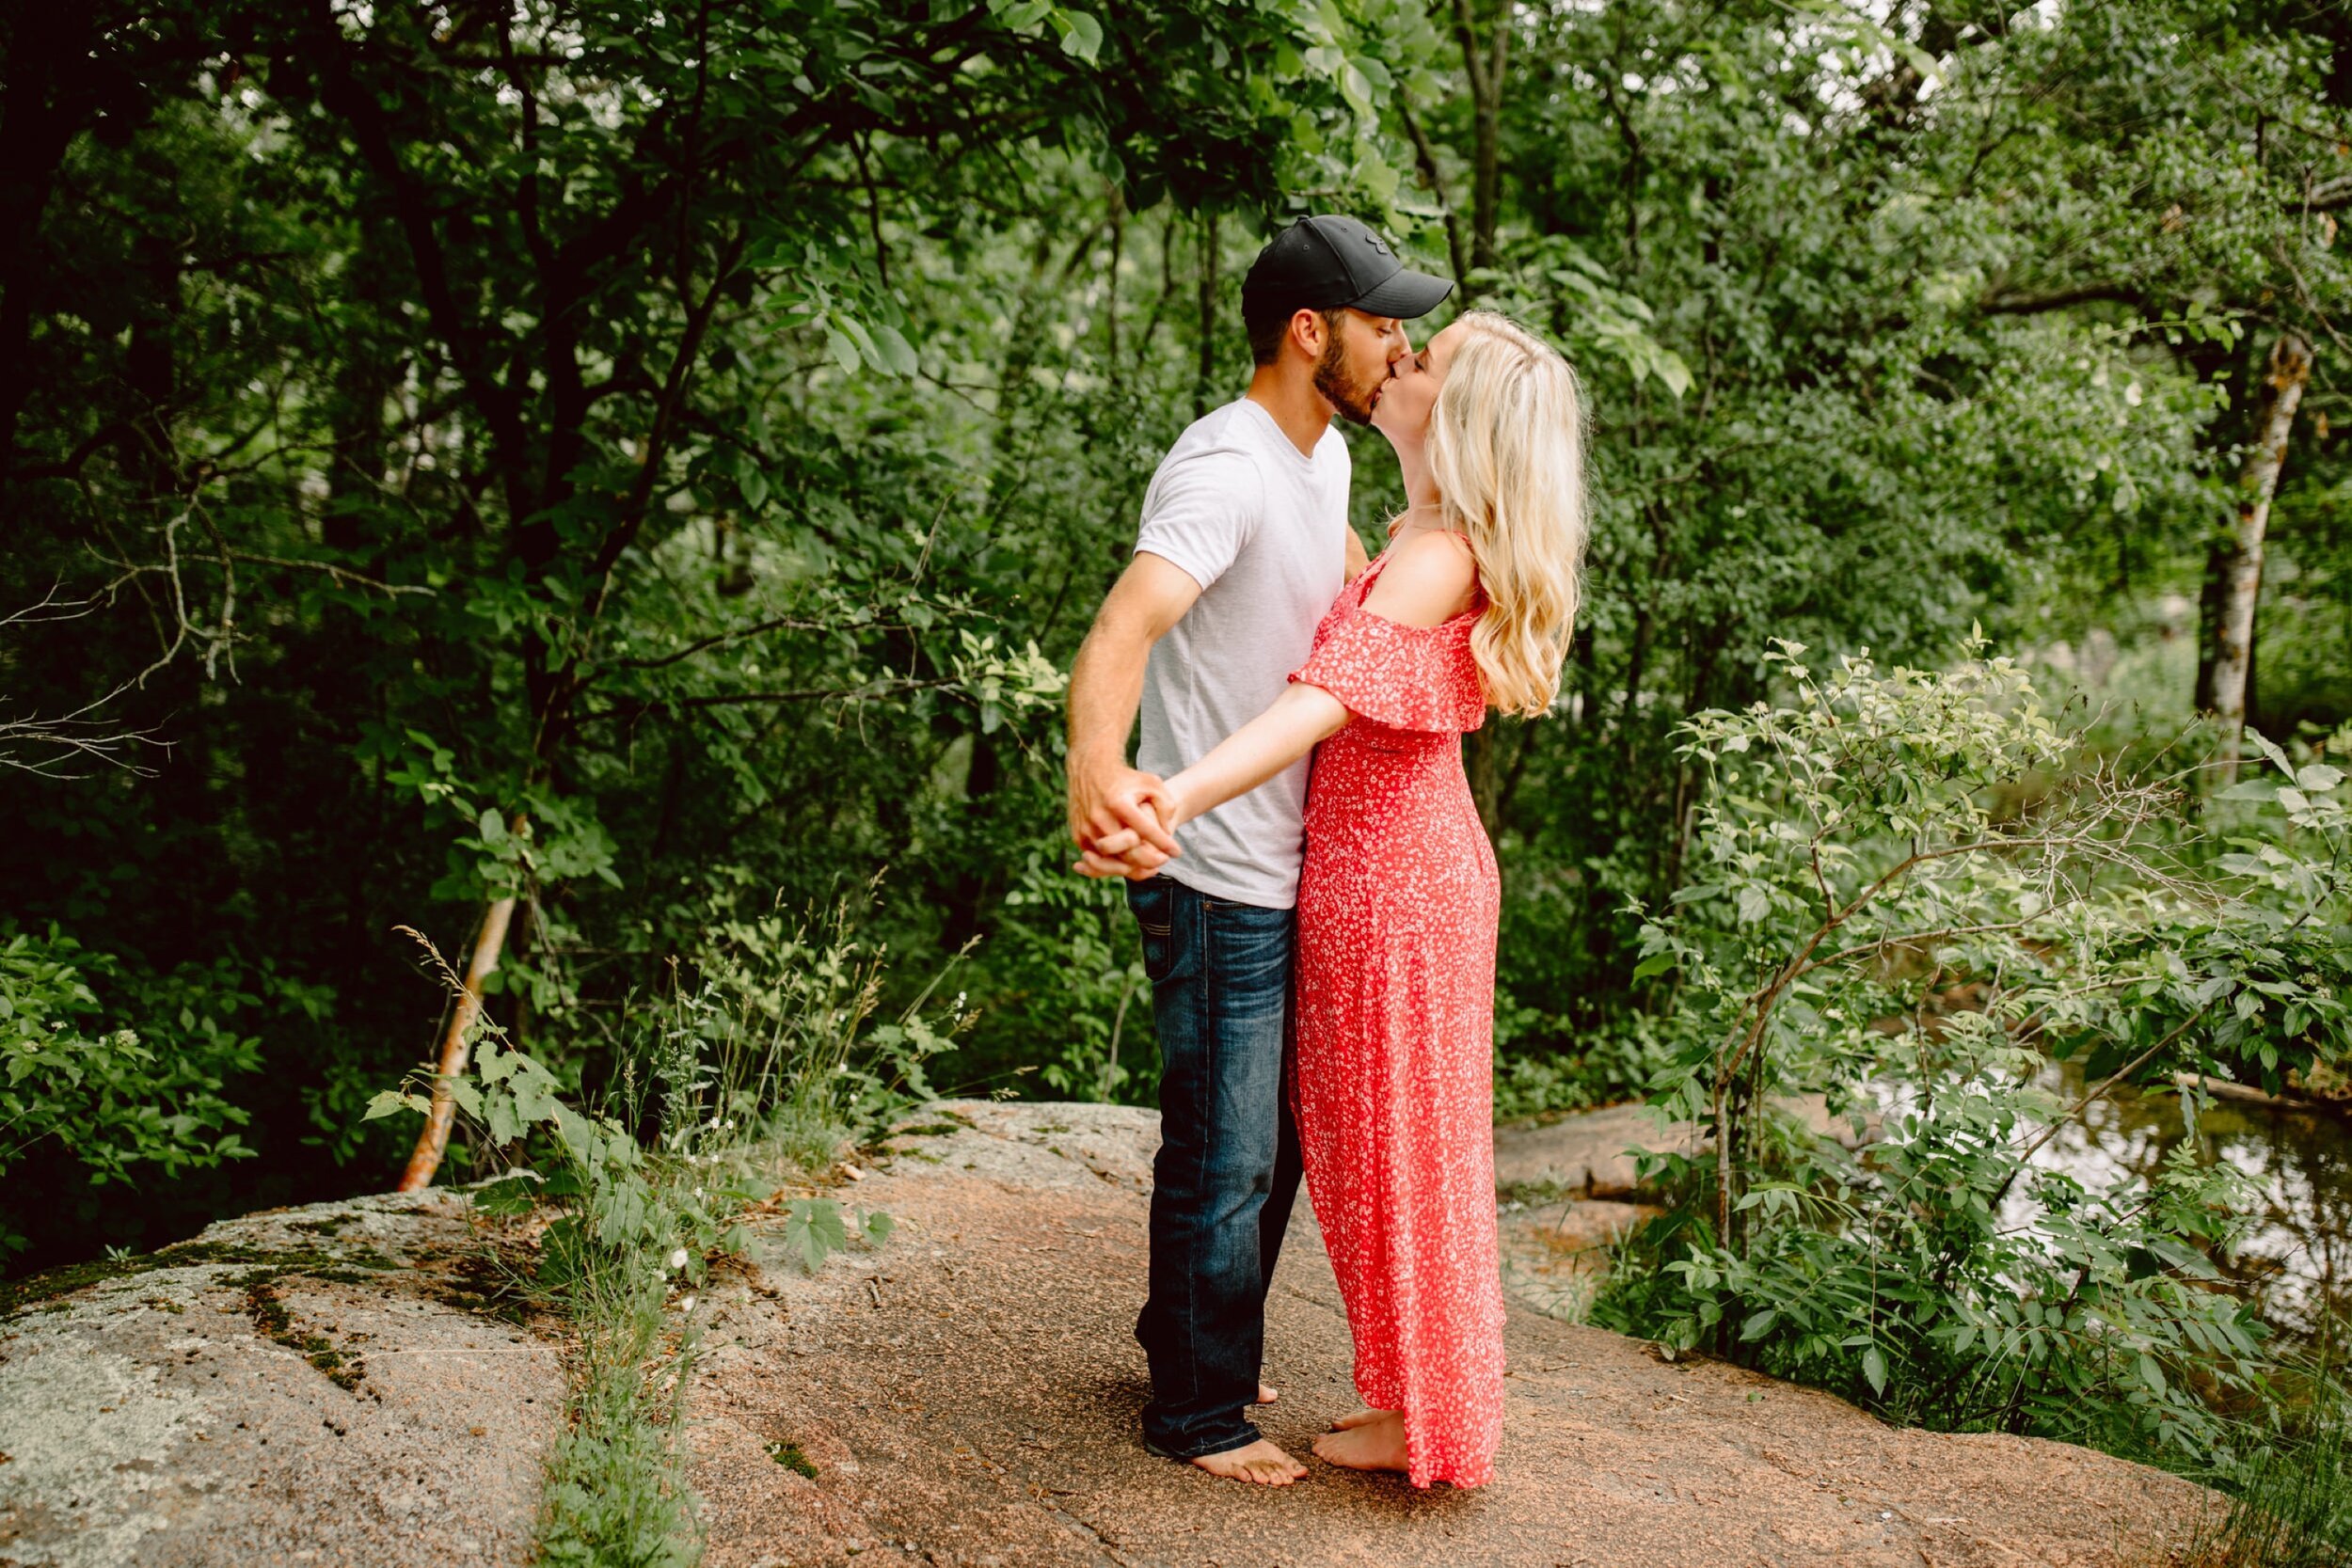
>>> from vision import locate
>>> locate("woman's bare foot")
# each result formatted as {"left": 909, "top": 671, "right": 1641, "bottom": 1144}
{"left": 1189, "top": 1437, "right": 1308, "bottom": 1485}
{"left": 1254, "top": 1383, "right": 1279, "bottom": 1405}
{"left": 1329, "top": 1405, "right": 1389, "bottom": 1431}
{"left": 1312, "top": 1410, "right": 1409, "bottom": 1474}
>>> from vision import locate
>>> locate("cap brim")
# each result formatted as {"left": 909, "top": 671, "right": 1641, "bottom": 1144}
{"left": 1343, "top": 268, "right": 1454, "bottom": 319}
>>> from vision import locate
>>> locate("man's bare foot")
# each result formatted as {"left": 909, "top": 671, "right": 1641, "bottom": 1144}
{"left": 1254, "top": 1383, "right": 1279, "bottom": 1405}
{"left": 1190, "top": 1438, "right": 1308, "bottom": 1485}
{"left": 1329, "top": 1405, "right": 1390, "bottom": 1431}
{"left": 1312, "top": 1410, "right": 1409, "bottom": 1474}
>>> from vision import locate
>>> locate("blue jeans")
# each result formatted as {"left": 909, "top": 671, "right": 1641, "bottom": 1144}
{"left": 1125, "top": 875, "right": 1304, "bottom": 1459}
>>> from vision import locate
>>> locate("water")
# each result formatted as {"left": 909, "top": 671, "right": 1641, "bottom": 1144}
{"left": 2031, "top": 1060, "right": 2352, "bottom": 1357}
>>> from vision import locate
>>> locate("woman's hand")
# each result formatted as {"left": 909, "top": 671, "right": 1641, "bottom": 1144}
{"left": 1077, "top": 684, "right": 1350, "bottom": 883}
{"left": 1073, "top": 782, "right": 1184, "bottom": 879}
{"left": 1077, "top": 776, "right": 1191, "bottom": 875}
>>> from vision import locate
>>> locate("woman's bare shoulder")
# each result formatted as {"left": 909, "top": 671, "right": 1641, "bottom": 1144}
{"left": 1363, "top": 529, "right": 1478, "bottom": 627}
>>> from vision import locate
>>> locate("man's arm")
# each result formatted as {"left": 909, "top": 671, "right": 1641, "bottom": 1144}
{"left": 1083, "top": 531, "right": 1476, "bottom": 873}
{"left": 1066, "top": 551, "right": 1202, "bottom": 870}
{"left": 1344, "top": 526, "right": 1371, "bottom": 583}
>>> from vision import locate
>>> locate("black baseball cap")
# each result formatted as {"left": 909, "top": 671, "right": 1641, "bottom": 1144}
{"left": 1241, "top": 214, "right": 1454, "bottom": 322}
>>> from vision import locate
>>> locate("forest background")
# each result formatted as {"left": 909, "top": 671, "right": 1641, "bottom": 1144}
{"left": 4, "top": 0, "right": 2349, "bottom": 1351}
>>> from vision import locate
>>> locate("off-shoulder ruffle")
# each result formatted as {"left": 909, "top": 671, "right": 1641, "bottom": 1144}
{"left": 1289, "top": 610, "right": 1486, "bottom": 734}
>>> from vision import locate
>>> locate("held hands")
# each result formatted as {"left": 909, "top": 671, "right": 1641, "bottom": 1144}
{"left": 1068, "top": 764, "right": 1186, "bottom": 880}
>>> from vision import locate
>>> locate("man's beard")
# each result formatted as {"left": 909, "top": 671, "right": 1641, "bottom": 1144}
{"left": 1313, "top": 333, "right": 1381, "bottom": 426}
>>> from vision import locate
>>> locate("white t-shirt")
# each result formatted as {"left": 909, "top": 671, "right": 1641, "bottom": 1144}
{"left": 1135, "top": 398, "right": 1351, "bottom": 909}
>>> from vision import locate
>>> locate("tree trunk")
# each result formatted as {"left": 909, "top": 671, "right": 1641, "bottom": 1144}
{"left": 396, "top": 894, "right": 519, "bottom": 1192}
{"left": 0, "top": 10, "right": 98, "bottom": 485}
{"left": 2201, "top": 330, "right": 2311, "bottom": 782}
{"left": 1194, "top": 210, "right": 1218, "bottom": 419}
{"left": 1395, "top": 91, "right": 1469, "bottom": 286}
{"left": 1451, "top": 0, "right": 1508, "bottom": 277}
{"left": 1103, "top": 182, "right": 1124, "bottom": 379}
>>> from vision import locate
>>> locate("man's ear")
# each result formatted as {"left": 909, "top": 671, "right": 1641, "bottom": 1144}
{"left": 1290, "top": 308, "right": 1327, "bottom": 362}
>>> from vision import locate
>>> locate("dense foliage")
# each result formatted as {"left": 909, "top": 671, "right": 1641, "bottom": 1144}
{"left": 5, "top": 0, "right": 2350, "bottom": 1322}
{"left": 1595, "top": 643, "right": 2349, "bottom": 1468}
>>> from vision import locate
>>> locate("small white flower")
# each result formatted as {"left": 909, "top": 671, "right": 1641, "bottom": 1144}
{"left": 723, "top": 1117, "right": 736, "bottom": 1131}
{"left": 667, "top": 1247, "right": 690, "bottom": 1270}
{"left": 677, "top": 1293, "right": 697, "bottom": 1313}
{"left": 693, "top": 1187, "right": 705, "bottom": 1198}
{"left": 707, "top": 1116, "right": 722, "bottom": 1131}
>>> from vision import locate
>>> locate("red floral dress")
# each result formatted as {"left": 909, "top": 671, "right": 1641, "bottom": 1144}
{"left": 1287, "top": 545, "right": 1503, "bottom": 1490}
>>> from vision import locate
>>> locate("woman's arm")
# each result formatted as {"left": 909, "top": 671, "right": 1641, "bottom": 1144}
{"left": 1081, "top": 682, "right": 1349, "bottom": 871}
{"left": 1154, "top": 682, "right": 1351, "bottom": 832}
{"left": 1077, "top": 531, "right": 1476, "bottom": 874}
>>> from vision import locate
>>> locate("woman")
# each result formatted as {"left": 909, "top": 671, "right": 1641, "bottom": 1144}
{"left": 1102, "top": 309, "right": 1589, "bottom": 1487}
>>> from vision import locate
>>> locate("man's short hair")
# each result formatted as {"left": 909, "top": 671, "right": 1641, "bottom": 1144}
{"left": 1245, "top": 302, "right": 1340, "bottom": 368}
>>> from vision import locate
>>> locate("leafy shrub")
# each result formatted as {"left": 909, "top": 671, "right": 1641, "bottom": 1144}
{"left": 1494, "top": 1012, "right": 1677, "bottom": 1122}
{"left": 0, "top": 928, "right": 263, "bottom": 1255}
{"left": 989, "top": 849, "right": 1152, "bottom": 1102}
{"left": 369, "top": 890, "right": 957, "bottom": 1568}
{"left": 1597, "top": 639, "right": 2351, "bottom": 1466}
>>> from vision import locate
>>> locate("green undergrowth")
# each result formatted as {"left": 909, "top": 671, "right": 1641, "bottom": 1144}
{"left": 1584, "top": 650, "right": 2352, "bottom": 1559}
{"left": 2179, "top": 1361, "right": 2352, "bottom": 1568}
{"left": 372, "top": 895, "right": 963, "bottom": 1567}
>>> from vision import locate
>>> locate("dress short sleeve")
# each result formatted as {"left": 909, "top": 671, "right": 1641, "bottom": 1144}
{"left": 1289, "top": 611, "right": 1486, "bottom": 733}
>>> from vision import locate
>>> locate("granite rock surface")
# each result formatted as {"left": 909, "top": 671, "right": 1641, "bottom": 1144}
{"left": 0, "top": 1190, "right": 562, "bottom": 1568}
{"left": 684, "top": 1100, "right": 2211, "bottom": 1568}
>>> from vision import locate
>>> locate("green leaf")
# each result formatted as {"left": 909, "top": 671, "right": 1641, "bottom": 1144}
{"left": 2245, "top": 728, "right": 2294, "bottom": 778}
{"left": 1861, "top": 1345, "right": 1888, "bottom": 1396}
{"left": 363, "top": 1089, "right": 429, "bottom": 1122}
{"left": 787, "top": 1198, "right": 850, "bottom": 1273}
{"left": 1653, "top": 348, "right": 1694, "bottom": 399}
{"left": 2295, "top": 763, "right": 2343, "bottom": 793}
{"left": 472, "top": 1172, "right": 542, "bottom": 1216}
{"left": 824, "top": 325, "right": 864, "bottom": 375}
{"left": 1057, "top": 8, "right": 1103, "bottom": 63}
{"left": 2137, "top": 1353, "right": 2167, "bottom": 1398}
{"left": 871, "top": 323, "right": 921, "bottom": 378}
{"left": 862, "top": 1208, "right": 896, "bottom": 1246}
{"left": 1631, "top": 951, "right": 1679, "bottom": 983}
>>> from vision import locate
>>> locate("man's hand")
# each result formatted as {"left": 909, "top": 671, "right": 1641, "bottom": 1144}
{"left": 1068, "top": 762, "right": 1179, "bottom": 879}
{"left": 1063, "top": 550, "right": 1202, "bottom": 881}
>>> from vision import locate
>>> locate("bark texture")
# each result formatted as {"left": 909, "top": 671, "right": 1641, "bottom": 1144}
{"left": 1451, "top": 0, "right": 1509, "bottom": 275}
{"left": 396, "top": 894, "right": 519, "bottom": 1192}
{"left": 2199, "top": 330, "right": 2311, "bottom": 782}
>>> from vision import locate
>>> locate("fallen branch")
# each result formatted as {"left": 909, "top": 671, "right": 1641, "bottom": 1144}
{"left": 395, "top": 898, "right": 520, "bottom": 1193}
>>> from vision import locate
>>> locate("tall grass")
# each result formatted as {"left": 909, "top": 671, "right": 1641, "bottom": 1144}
{"left": 533, "top": 1186, "right": 705, "bottom": 1568}
{"left": 383, "top": 890, "right": 969, "bottom": 1568}
{"left": 2189, "top": 1355, "right": 2352, "bottom": 1568}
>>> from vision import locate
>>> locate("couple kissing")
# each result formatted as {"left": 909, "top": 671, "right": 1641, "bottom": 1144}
{"left": 1065, "top": 213, "right": 1589, "bottom": 1489}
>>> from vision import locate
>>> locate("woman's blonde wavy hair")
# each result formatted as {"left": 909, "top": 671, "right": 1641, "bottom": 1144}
{"left": 1427, "top": 310, "right": 1590, "bottom": 719}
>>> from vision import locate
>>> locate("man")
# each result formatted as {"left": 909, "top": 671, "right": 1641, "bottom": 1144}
{"left": 1064, "top": 214, "right": 1452, "bottom": 1485}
